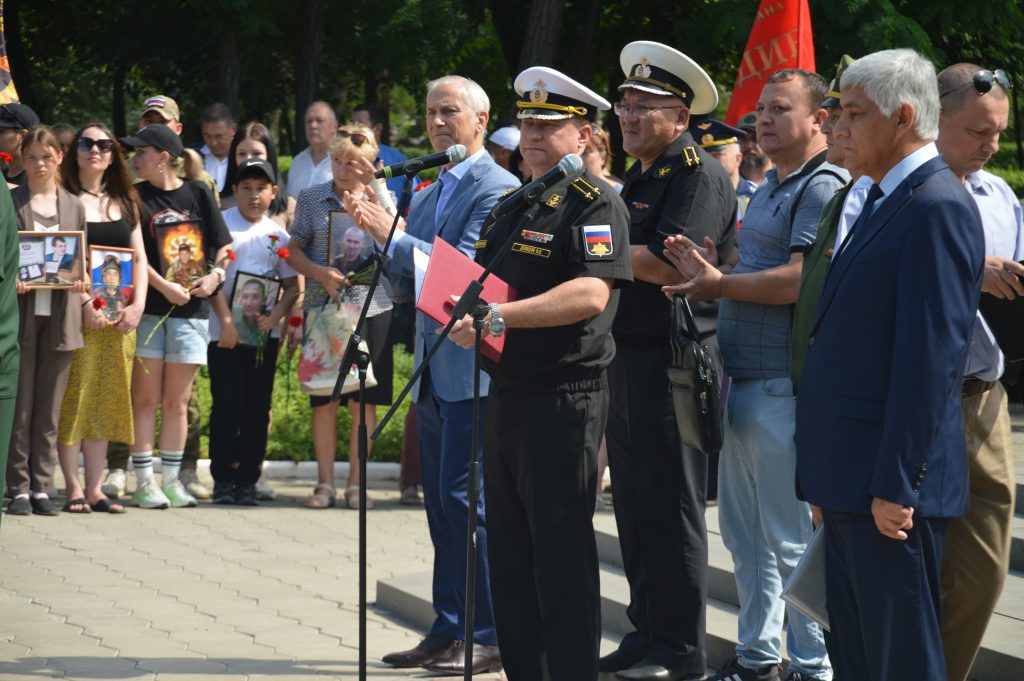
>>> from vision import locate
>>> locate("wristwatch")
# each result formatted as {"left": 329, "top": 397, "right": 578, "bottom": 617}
{"left": 488, "top": 302, "right": 505, "bottom": 337}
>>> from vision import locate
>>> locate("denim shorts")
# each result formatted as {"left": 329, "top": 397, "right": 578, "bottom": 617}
{"left": 135, "top": 314, "right": 210, "bottom": 365}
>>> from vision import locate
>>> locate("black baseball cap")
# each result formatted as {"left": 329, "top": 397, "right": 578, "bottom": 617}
{"left": 235, "top": 158, "right": 277, "bottom": 185}
{"left": 119, "top": 124, "right": 183, "bottom": 158}
{"left": 0, "top": 103, "right": 40, "bottom": 130}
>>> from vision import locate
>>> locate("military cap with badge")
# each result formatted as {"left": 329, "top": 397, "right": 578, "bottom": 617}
{"left": 821, "top": 55, "right": 855, "bottom": 108}
{"left": 695, "top": 120, "right": 748, "bottom": 150}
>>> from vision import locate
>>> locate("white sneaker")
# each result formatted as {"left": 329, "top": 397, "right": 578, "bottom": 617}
{"left": 102, "top": 468, "right": 128, "bottom": 499}
{"left": 178, "top": 468, "right": 212, "bottom": 500}
{"left": 254, "top": 472, "right": 275, "bottom": 501}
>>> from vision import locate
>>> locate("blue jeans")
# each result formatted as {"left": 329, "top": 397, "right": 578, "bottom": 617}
{"left": 719, "top": 377, "right": 831, "bottom": 678}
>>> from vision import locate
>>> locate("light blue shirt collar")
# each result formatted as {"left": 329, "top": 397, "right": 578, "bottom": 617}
{"left": 437, "top": 146, "right": 486, "bottom": 185}
{"left": 877, "top": 142, "right": 939, "bottom": 199}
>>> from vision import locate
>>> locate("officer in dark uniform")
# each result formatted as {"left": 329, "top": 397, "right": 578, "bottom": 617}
{"left": 448, "top": 65, "right": 633, "bottom": 681}
{"left": 602, "top": 41, "right": 737, "bottom": 681}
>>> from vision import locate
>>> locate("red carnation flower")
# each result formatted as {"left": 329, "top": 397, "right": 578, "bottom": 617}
{"left": 288, "top": 315, "right": 303, "bottom": 328}
{"left": 92, "top": 297, "right": 107, "bottom": 310}
{"left": 275, "top": 246, "right": 291, "bottom": 259}
{"left": 269, "top": 235, "right": 280, "bottom": 244}
{"left": 225, "top": 248, "right": 236, "bottom": 261}
{"left": 0, "top": 152, "right": 12, "bottom": 165}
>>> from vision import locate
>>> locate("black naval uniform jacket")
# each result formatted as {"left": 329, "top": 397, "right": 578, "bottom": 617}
{"left": 614, "top": 130, "right": 737, "bottom": 338}
{"left": 475, "top": 171, "right": 634, "bottom": 387}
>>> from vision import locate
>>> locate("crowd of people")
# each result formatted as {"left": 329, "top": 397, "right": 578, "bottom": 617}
{"left": 0, "top": 38, "right": 1019, "bottom": 681}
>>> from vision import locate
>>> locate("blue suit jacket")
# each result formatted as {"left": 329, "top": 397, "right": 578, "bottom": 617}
{"left": 795, "top": 156, "right": 984, "bottom": 518}
{"left": 387, "top": 152, "right": 519, "bottom": 403}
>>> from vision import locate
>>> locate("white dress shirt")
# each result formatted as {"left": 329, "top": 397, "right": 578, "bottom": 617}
{"left": 200, "top": 145, "right": 229, "bottom": 192}
{"left": 287, "top": 147, "right": 333, "bottom": 200}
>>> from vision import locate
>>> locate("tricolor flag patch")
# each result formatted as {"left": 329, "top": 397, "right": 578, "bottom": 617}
{"left": 582, "top": 224, "right": 614, "bottom": 260}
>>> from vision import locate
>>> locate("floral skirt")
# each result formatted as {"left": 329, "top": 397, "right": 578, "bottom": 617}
{"left": 58, "top": 326, "right": 136, "bottom": 444}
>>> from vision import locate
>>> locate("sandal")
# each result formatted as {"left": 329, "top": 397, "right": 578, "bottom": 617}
{"left": 344, "top": 485, "right": 374, "bottom": 510}
{"left": 62, "top": 497, "right": 92, "bottom": 514}
{"left": 304, "top": 483, "right": 336, "bottom": 509}
{"left": 399, "top": 484, "right": 423, "bottom": 506}
{"left": 90, "top": 498, "right": 126, "bottom": 514}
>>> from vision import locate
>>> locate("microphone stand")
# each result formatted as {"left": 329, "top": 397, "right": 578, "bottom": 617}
{"left": 374, "top": 200, "right": 545, "bottom": 681}
{"left": 330, "top": 171, "right": 415, "bottom": 681}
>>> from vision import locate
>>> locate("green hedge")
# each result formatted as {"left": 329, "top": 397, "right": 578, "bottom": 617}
{"left": 194, "top": 347, "right": 413, "bottom": 463}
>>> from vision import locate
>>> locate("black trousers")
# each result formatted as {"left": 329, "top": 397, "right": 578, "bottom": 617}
{"left": 207, "top": 339, "right": 279, "bottom": 486}
{"left": 484, "top": 380, "right": 606, "bottom": 681}
{"left": 605, "top": 336, "right": 708, "bottom": 674}
{"left": 824, "top": 509, "right": 949, "bottom": 681}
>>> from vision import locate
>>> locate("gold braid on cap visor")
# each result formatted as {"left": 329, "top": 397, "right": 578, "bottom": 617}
{"left": 625, "top": 76, "right": 688, "bottom": 101}
{"left": 516, "top": 100, "right": 589, "bottom": 117}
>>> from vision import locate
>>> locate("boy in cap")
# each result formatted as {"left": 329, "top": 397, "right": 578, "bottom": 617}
{"left": 603, "top": 40, "right": 736, "bottom": 681}
{"left": 447, "top": 65, "right": 633, "bottom": 681}
{"left": 0, "top": 102, "right": 41, "bottom": 185}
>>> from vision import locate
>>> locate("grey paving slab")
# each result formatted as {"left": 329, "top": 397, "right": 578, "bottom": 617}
{"left": 0, "top": 483, "right": 469, "bottom": 679}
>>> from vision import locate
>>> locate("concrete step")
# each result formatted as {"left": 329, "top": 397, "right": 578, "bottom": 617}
{"left": 596, "top": 505, "right": 1024, "bottom": 681}
{"left": 375, "top": 570, "right": 635, "bottom": 679}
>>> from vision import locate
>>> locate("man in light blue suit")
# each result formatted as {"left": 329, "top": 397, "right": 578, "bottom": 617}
{"left": 346, "top": 74, "right": 518, "bottom": 675}
{"left": 795, "top": 50, "right": 984, "bottom": 681}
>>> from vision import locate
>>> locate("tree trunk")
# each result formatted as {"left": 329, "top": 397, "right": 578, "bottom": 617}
{"left": 111, "top": 61, "right": 127, "bottom": 138}
{"left": 562, "top": 0, "right": 601, "bottom": 86}
{"left": 216, "top": 18, "right": 241, "bottom": 117}
{"left": 293, "top": 0, "right": 325, "bottom": 153}
{"left": 488, "top": 0, "right": 525, "bottom": 82}
{"left": 517, "top": 0, "right": 566, "bottom": 70}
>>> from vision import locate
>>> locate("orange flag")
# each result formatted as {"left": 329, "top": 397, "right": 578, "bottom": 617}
{"left": 0, "top": 2, "right": 18, "bottom": 104}
{"left": 725, "top": 0, "right": 815, "bottom": 125}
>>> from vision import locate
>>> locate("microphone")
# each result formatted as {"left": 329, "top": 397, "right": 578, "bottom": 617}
{"left": 493, "top": 154, "right": 584, "bottom": 219}
{"left": 374, "top": 144, "right": 468, "bottom": 179}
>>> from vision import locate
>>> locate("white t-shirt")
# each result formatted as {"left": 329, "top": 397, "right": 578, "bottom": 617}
{"left": 209, "top": 207, "right": 297, "bottom": 341}
{"left": 287, "top": 147, "right": 332, "bottom": 200}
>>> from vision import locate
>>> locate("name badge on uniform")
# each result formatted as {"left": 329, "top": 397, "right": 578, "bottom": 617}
{"left": 512, "top": 242, "right": 551, "bottom": 258}
{"left": 521, "top": 229, "right": 554, "bottom": 244}
{"left": 582, "top": 224, "right": 614, "bottom": 260}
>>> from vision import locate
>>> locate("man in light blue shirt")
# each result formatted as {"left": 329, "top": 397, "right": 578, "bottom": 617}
{"left": 935, "top": 62, "right": 1023, "bottom": 681}
{"left": 352, "top": 103, "right": 422, "bottom": 202}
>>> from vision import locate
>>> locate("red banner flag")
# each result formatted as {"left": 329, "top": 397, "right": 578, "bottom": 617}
{"left": 725, "top": 0, "right": 815, "bottom": 125}
{"left": 0, "top": 2, "right": 18, "bottom": 104}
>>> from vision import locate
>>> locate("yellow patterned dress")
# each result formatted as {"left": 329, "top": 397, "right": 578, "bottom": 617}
{"left": 57, "top": 326, "right": 136, "bottom": 444}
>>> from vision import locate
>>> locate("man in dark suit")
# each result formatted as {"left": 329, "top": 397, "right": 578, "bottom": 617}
{"left": 795, "top": 49, "right": 985, "bottom": 681}
{"left": 348, "top": 75, "right": 518, "bottom": 675}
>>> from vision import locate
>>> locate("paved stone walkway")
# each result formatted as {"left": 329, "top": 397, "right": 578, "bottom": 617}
{"left": 0, "top": 482, "right": 505, "bottom": 681}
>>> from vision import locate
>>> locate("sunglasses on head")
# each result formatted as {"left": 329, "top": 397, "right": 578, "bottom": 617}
{"left": 941, "top": 68, "right": 1012, "bottom": 98}
{"left": 78, "top": 137, "right": 115, "bottom": 153}
{"left": 338, "top": 130, "right": 368, "bottom": 146}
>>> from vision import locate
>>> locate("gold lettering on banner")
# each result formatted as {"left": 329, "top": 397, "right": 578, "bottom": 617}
{"left": 736, "top": 29, "right": 800, "bottom": 89}
{"left": 755, "top": 2, "right": 786, "bottom": 22}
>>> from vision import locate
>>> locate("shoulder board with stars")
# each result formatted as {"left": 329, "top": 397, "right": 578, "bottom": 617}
{"left": 570, "top": 177, "right": 602, "bottom": 201}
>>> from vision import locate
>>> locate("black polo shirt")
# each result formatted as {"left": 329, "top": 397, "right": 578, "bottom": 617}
{"left": 475, "top": 171, "right": 634, "bottom": 388}
{"left": 614, "top": 131, "right": 737, "bottom": 337}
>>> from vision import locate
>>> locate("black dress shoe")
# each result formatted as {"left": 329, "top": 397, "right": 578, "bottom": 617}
{"left": 616, "top": 663, "right": 703, "bottom": 681}
{"left": 6, "top": 496, "right": 31, "bottom": 515}
{"left": 382, "top": 635, "right": 455, "bottom": 668}
{"left": 600, "top": 645, "right": 647, "bottom": 673}
{"left": 421, "top": 641, "right": 502, "bottom": 675}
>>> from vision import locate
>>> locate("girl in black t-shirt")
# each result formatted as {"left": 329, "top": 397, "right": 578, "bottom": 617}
{"left": 119, "top": 124, "right": 232, "bottom": 510}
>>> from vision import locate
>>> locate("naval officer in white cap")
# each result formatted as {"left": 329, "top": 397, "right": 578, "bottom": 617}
{"left": 448, "top": 65, "right": 633, "bottom": 681}
{"left": 603, "top": 40, "right": 738, "bottom": 681}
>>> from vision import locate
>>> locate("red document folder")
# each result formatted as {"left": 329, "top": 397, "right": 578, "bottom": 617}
{"left": 416, "top": 236, "right": 516, "bottom": 362}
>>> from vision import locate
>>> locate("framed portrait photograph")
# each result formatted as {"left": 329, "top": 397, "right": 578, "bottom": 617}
{"left": 17, "top": 230, "right": 86, "bottom": 289}
{"left": 89, "top": 246, "right": 135, "bottom": 322}
{"left": 154, "top": 220, "right": 205, "bottom": 289}
{"left": 229, "top": 271, "right": 282, "bottom": 347}
{"left": 327, "top": 209, "right": 373, "bottom": 276}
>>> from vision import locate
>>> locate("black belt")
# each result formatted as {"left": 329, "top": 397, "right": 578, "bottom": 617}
{"left": 962, "top": 377, "right": 995, "bottom": 397}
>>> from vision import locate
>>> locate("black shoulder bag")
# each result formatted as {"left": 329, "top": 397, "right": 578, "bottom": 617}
{"left": 666, "top": 294, "right": 724, "bottom": 453}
